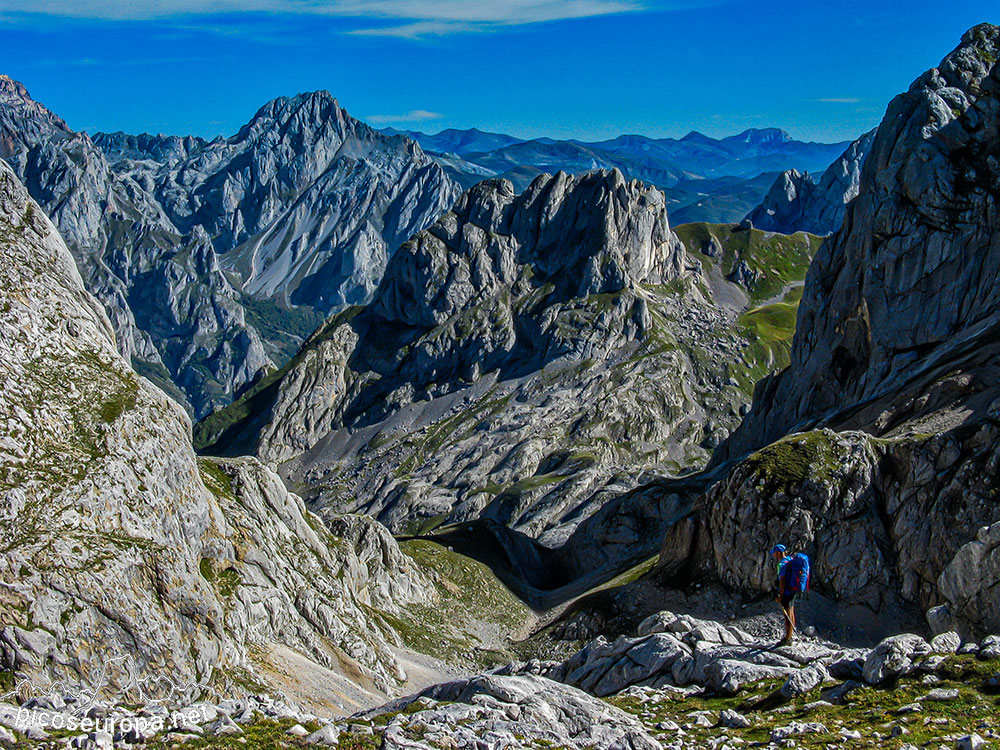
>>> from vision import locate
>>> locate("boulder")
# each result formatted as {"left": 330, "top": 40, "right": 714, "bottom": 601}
{"left": 358, "top": 673, "right": 660, "bottom": 750}
{"left": 920, "top": 688, "right": 959, "bottom": 701}
{"left": 863, "top": 635, "right": 932, "bottom": 685}
{"left": 719, "top": 709, "right": 751, "bottom": 728}
{"left": 780, "top": 664, "right": 830, "bottom": 698}
{"left": 958, "top": 734, "right": 986, "bottom": 750}
{"left": 305, "top": 726, "right": 341, "bottom": 746}
{"left": 771, "top": 721, "right": 828, "bottom": 741}
{"left": 636, "top": 611, "right": 753, "bottom": 645}
{"left": 978, "top": 635, "right": 1000, "bottom": 660}
{"left": 704, "top": 659, "right": 793, "bottom": 695}
{"left": 930, "top": 631, "right": 961, "bottom": 654}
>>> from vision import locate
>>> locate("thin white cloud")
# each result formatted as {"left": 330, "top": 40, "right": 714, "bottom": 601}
{"left": 333, "top": 0, "right": 642, "bottom": 24}
{"left": 0, "top": 0, "right": 737, "bottom": 37}
{"left": 816, "top": 97, "right": 862, "bottom": 104}
{"left": 365, "top": 109, "right": 443, "bottom": 124}
{"left": 346, "top": 20, "right": 478, "bottom": 38}
{"left": 2, "top": 0, "right": 647, "bottom": 23}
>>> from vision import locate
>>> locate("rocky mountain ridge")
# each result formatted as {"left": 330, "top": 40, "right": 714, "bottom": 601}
{"left": 197, "top": 168, "right": 821, "bottom": 548}
{"left": 0, "top": 72, "right": 857, "bottom": 421}
{"left": 0, "top": 156, "right": 444, "bottom": 708}
{"left": 0, "top": 76, "right": 460, "bottom": 418}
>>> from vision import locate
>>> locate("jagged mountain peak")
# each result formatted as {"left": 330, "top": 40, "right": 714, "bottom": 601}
{"left": 225, "top": 87, "right": 434, "bottom": 169}
{"left": 0, "top": 73, "right": 66, "bottom": 127}
{"left": 0, "top": 73, "right": 71, "bottom": 158}
{"left": 371, "top": 167, "right": 685, "bottom": 328}
{"left": 234, "top": 88, "right": 359, "bottom": 144}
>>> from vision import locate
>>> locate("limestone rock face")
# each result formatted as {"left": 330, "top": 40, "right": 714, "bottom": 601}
{"left": 670, "top": 418, "right": 1000, "bottom": 636}
{"left": 720, "top": 24, "right": 1000, "bottom": 462}
{"left": 199, "top": 174, "right": 814, "bottom": 544}
{"left": 745, "top": 130, "right": 875, "bottom": 236}
{"left": 680, "top": 25, "right": 1000, "bottom": 636}
{"left": 0, "top": 76, "right": 459, "bottom": 417}
{"left": 0, "top": 159, "right": 428, "bottom": 700}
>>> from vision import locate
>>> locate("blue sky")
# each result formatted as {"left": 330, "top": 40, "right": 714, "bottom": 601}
{"left": 0, "top": 1, "right": 996, "bottom": 143}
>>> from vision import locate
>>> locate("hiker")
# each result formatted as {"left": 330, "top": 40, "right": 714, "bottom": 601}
{"left": 771, "top": 544, "right": 810, "bottom": 646}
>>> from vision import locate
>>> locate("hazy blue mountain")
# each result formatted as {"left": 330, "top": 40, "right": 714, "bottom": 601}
{"left": 388, "top": 125, "right": 853, "bottom": 224}
{"left": 666, "top": 172, "right": 786, "bottom": 226}
{"left": 385, "top": 126, "right": 525, "bottom": 155}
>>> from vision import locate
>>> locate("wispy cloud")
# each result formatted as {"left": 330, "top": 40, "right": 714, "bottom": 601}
{"left": 5, "top": 1, "right": 645, "bottom": 21}
{"left": 4, "top": 0, "right": 661, "bottom": 36}
{"left": 346, "top": 20, "right": 477, "bottom": 38}
{"left": 365, "top": 109, "right": 443, "bottom": 124}
{"left": 816, "top": 97, "right": 862, "bottom": 104}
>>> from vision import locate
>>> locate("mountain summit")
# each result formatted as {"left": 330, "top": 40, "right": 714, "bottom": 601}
{"left": 0, "top": 77, "right": 460, "bottom": 417}
{"left": 197, "top": 169, "right": 821, "bottom": 546}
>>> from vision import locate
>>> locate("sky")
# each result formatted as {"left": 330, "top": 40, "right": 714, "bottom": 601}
{"left": 0, "top": 1, "right": 996, "bottom": 144}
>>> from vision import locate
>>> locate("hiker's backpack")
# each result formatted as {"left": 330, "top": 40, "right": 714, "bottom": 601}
{"left": 784, "top": 552, "right": 811, "bottom": 592}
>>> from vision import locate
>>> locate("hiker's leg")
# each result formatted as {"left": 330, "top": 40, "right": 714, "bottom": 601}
{"left": 777, "top": 602, "right": 792, "bottom": 643}
{"left": 786, "top": 604, "right": 795, "bottom": 641}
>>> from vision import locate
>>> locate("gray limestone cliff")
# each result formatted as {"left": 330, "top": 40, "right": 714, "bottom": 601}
{"left": 720, "top": 24, "right": 1000, "bottom": 462}
{"left": 0, "top": 158, "right": 432, "bottom": 703}
{"left": 641, "top": 24, "right": 1000, "bottom": 637}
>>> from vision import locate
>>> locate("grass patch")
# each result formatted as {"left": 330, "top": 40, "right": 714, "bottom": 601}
{"left": 98, "top": 376, "right": 139, "bottom": 423}
{"left": 738, "top": 301, "right": 798, "bottom": 345}
{"left": 200, "top": 557, "right": 241, "bottom": 597}
{"left": 372, "top": 539, "right": 533, "bottom": 668}
{"left": 129, "top": 718, "right": 329, "bottom": 750}
{"left": 199, "top": 458, "right": 236, "bottom": 499}
{"left": 744, "top": 430, "right": 841, "bottom": 492}
{"left": 674, "top": 222, "right": 821, "bottom": 303}
{"left": 607, "top": 656, "right": 1000, "bottom": 749}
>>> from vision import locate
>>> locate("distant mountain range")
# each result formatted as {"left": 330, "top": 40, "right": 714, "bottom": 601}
{"left": 0, "top": 75, "right": 458, "bottom": 417}
{"left": 386, "top": 126, "right": 853, "bottom": 224}
{"left": 0, "top": 70, "right": 858, "bottom": 420}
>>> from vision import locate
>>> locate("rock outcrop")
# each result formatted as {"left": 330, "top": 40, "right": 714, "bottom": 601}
{"left": 744, "top": 129, "right": 875, "bottom": 235}
{"left": 720, "top": 24, "right": 1000, "bottom": 461}
{"left": 0, "top": 75, "right": 459, "bottom": 417}
{"left": 359, "top": 674, "right": 660, "bottom": 750}
{"left": 671, "top": 25, "right": 1000, "bottom": 636}
{"left": 198, "top": 173, "right": 819, "bottom": 547}
{"left": 0, "top": 158, "right": 430, "bottom": 703}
